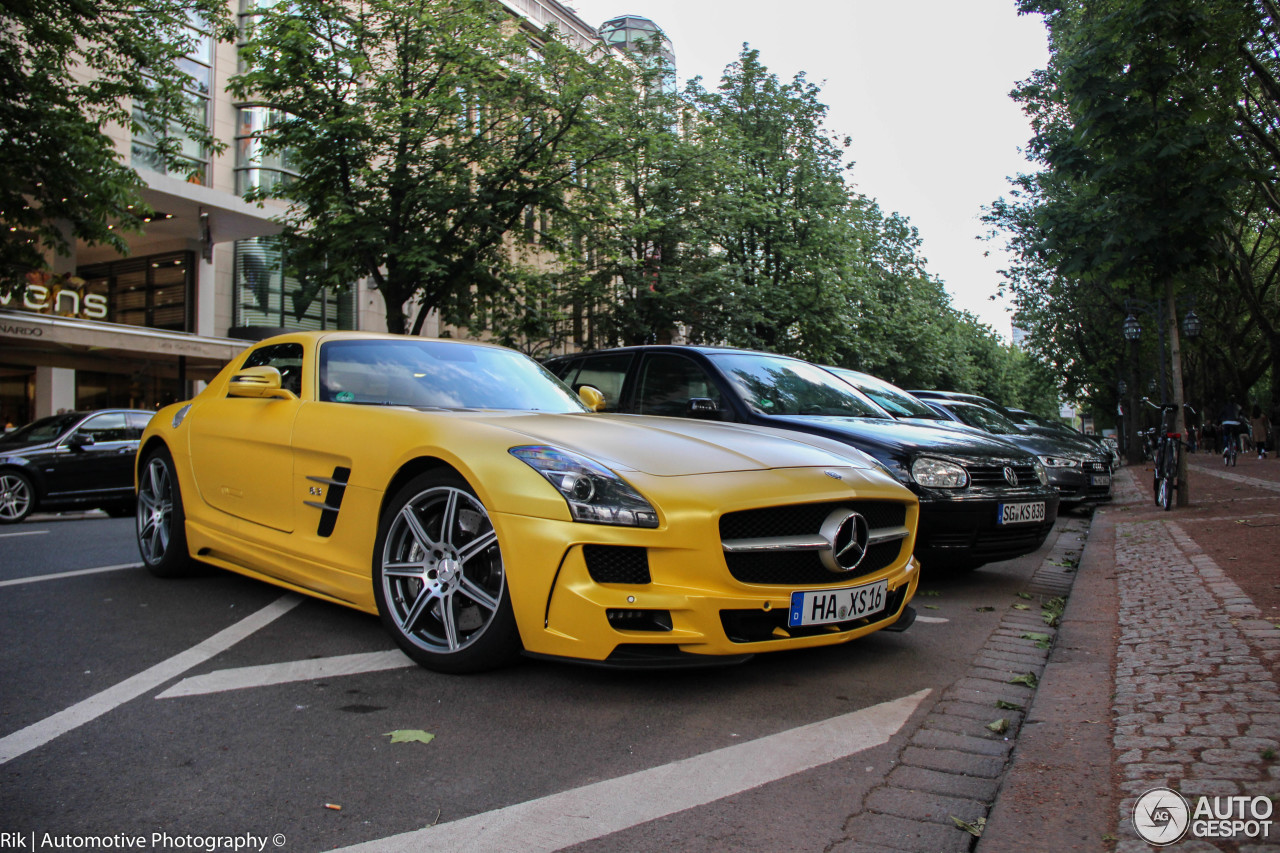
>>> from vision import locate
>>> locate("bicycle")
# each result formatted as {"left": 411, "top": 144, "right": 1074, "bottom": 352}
{"left": 1221, "top": 420, "right": 1241, "bottom": 467}
{"left": 1144, "top": 399, "right": 1192, "bottom": 510}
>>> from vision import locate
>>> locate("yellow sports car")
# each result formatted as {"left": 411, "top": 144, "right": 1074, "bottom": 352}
{"left": 137, "top": 332, "right": 920, "bottom": 672}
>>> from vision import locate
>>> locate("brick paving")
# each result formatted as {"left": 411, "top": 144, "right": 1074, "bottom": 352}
{"left": 1109, "top": 465, "right": 1280, "bottom": 851}
{"left": 834, "top": 515, "right": 1089, "bottom": 853}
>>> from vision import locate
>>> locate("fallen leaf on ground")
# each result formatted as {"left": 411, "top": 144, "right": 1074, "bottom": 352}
{"left": 385, "top": 729, "right": 436, "bottom": 744}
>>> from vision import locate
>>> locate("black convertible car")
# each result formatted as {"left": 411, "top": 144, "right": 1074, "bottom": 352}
{"left": 0, "top": 409, "right": 154, "bottom": 523}
{"left": 546, "top": 346, "right": 1061, "bottom": 571}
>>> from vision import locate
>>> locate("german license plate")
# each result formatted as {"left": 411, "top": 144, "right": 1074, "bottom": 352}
{"left": 997, "top": 501, "right": 1045, "bottom": 525}
{"left": 1091, "top": 474, "right": 1111, "bottom": 486}
{"left": 788, "top": 579, "right": 889, "bottom": 627}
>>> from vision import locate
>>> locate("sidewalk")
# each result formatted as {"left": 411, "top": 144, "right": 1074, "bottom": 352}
{"left": 979, "top": 451, "right": 1280, "bottom": 852}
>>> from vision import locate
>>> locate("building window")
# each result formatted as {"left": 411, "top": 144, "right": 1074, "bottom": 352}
{"left": 77, "top": 252, "right": 195, "bottom": 332}
{"left": 131, "top": 12, "right": 214, "bottom": 185}
{"left": 235, "top": 106, "right": 298, "bottom": 196}
{"left": 233, "top": 237, "right": 355, "bottom": 334}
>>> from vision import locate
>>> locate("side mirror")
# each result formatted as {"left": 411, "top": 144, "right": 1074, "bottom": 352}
{"left": 578, "top": 385, "right": 606, "bottom": 412}
{"left": 687, "top": 398, "right": 720, "bottom": 419}
{"left": 229, "top": 366, "right": 298, "bottom": 400}
{"left": 66, "top": 432, "right": 94, "bottom": 450}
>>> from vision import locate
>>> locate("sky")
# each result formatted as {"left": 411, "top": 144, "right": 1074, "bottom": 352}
{"left": 559, "top": 0, "right": 1051, "bottom": 338}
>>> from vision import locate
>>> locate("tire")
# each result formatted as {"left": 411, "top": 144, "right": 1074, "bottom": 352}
{"left": 1157, "top": 476, "right": 1173, "bottom": 511}
{"left": 136, "top": 446, "right": 193, "bottom": 577}
{"left": 0, "top": 470, "right": 35, "bottom": 524}
{"left": 373, "top": 471, "right": 520, "bottom": 673}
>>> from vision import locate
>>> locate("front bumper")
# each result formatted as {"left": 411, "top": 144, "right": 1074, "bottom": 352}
{"left": 914, "top": 487, "right": 1061, "bottom": 567}
{"left": 492, "top": 474, "right": 921, "bottom": 665}
{"left": 1048, "top": 463, "right": 1113, "bottom": 504}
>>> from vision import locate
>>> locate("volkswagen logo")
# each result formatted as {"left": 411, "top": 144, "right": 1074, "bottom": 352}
{"left": 1003, "top": 466, "right": 1018, "bottom": 486}
{"left": 819, "top": 509, "right": 870, "bottom": 573}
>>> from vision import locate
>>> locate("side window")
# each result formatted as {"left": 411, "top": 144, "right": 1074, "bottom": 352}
{"left": 74, "top": 412, "right": 129, "bottom": 443}
{"left": 241, "top": 342, "right": 304, "bottom": 396}
{"left": 636, "top": 354, "right": 722, "bottom": 417}
{"left": 125, "top": 412, "right": 153, "bottom": 439}
{"left": 561, "top": 353, "right": 634, "bottom": 413}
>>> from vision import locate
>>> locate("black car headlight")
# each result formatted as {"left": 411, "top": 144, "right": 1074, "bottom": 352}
{"left": 510, "top": 445, "right": 659, "bottom": 528}
{"left": 1038, "top": 455, "right": 1081, "bottom": 469}
{"left": 910, "top": 457, "right": 970, "bottom": 488}
{"left": 1032, "top": 457, "right": 1050, "bottom": 485}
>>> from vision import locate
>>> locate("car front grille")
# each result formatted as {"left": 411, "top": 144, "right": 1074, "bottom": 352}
{"left": 928, "top": 521, "right": 1055, "bottom": 555}
{"left": 964, "top": 463, "right": 1041, "bottom": 487}
{"left": 719, "top": 501, "right": 909, "bottom": 586}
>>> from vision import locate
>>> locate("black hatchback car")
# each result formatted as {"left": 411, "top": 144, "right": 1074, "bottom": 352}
{"left": 546, "top": 346, "right": 1061, "bottom": 571}
{"left": 0, "top": 409, "right": 154, "bottom": 523}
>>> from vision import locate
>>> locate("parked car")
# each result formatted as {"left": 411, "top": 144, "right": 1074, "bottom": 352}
{"left": 921, "top": 398, "right": 1112, "bottom": 507}
{"left": 546, "top": 346, "right": 1061, "bottom": 572}
{"left": 138, "top": 332, "right": 923, "bottom": 672}
{"left": 1006, "top": 407, "right": 1122, "bottom": 468}
{"left": 0, "top": 409, "right": 154, "bottom": 523}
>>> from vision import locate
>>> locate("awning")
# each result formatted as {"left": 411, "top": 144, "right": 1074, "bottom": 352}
{"left": 0, "top": 309, "right": 248, "bottom": 381}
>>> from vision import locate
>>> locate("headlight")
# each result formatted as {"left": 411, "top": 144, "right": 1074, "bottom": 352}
{"left": 510, "top": 445, "right": 659, "bottom": 528}
{"left": 1032, "top": 457, "right": 1049, "bottom": 485}
{"left": 1038, "top": 455, "right": 1081, "bottom": 468}
{"left": 910, "top": 457, "right": 969, "bottom": 488}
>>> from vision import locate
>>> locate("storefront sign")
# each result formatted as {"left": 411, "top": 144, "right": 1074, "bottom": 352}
{"left": 0, "top": 273, "right": 108, "bottom": 321}
{"left": 0, "top": 320, "right": 43, "bottom": 337}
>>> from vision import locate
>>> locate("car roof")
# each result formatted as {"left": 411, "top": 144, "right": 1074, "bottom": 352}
{"left": 547, "top": 344, "right": 796, "bottom": 360}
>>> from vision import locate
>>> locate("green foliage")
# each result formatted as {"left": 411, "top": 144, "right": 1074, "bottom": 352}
{"left": 1, "top": 0, "right": 232, "bottom": 287}
{"left": 991, "top": 0, "right": 1280, "bottom": 427}
{"left": 231, "top": 0, "right": 638, "bottom": 334}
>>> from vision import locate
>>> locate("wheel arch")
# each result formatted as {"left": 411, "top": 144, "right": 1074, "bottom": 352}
{"left": 378, "top": 456, "right": 465, "bottom": 522}
{"left": 0, "top": 462, "right": 42, "bottom": 511}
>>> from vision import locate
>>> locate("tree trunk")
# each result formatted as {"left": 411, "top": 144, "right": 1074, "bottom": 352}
{"left": 1166, "top": 279, "right": 1190, "bottom": 507}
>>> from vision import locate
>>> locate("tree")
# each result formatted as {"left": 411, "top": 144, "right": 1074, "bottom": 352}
{"left": 1, "top": 0, "right": 233, "bottom": 287}
{"left": 992, "top": 0, "right": 1251, "bottom": 499}
{"left": 232, "top": 0, "right": 639, "bottom": 335}
{"left": 678, "top": 48, "right": 866, "bottom": 364}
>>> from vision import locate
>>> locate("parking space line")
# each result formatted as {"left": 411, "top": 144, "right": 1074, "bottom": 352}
{"left": 0, "top": 530, "right": 48, "bottom": 539}
{"left": 157, "top": 649, "right": 416, "bottom": 698}
{"left": 329, "top": 688, "right": 931, "bottom": 853}
{"left": 0, "top": 563, "right": 142, "bottom": 588}
{"left": 914, "top": 615, "right": 949, "bottom": 623}
{"left": 0, "top": 593, "right": 302, "bottom": 765}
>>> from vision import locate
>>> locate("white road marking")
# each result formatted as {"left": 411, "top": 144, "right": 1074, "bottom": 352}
{"left": 0, "top": 529, "right": 48, "bottom": 539}
{"left": 915, "top": 615, "right": 949, "bottom": 623}
{"left": 157, "top": 649, "right": 416, "bottom": 698}
{"left": 0, "top": 563, "right": 142, "bottom": 588}
{"left": 0, "top": 594, "right": 302, "bottom": 765}
{"left": 328, "top": 688, "right": 931, "bottom": 853}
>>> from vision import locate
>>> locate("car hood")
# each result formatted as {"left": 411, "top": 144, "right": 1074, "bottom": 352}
{"left": 762, "top": 415, "right": 1030, "bottom": 460}
{"left": 462, "top": 412, "right": 879, "bottom": 476}
{"left": 996, "top": 431, "right": 1099, "bottom": 458}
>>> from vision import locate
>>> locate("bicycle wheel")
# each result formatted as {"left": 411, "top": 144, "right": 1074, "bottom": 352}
{"left": 1157, "top": 475, "right": 1172, "bottom": 510}
{"left": 1159, "top": 444, "right": 1176, "bottom": 510}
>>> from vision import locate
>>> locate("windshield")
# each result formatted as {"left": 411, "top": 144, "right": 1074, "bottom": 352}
{"left": 709, "top": 353, "right": 890, "bottom": 418}
{"left": 829, "top": 369, "right": 944, "bottom": 419}
{"left": 319, "top": 340, "right": 588, "bottom": 413}
{"left": 947, "top": 403, "right": 1022, "bottom": 435}
{"left": 0, "top": 413, "right": 80, "bottom": 444}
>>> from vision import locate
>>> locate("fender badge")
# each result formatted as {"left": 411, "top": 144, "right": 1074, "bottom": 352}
{"left": 824, "top": 470, "right": 843, "bottom": 480}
